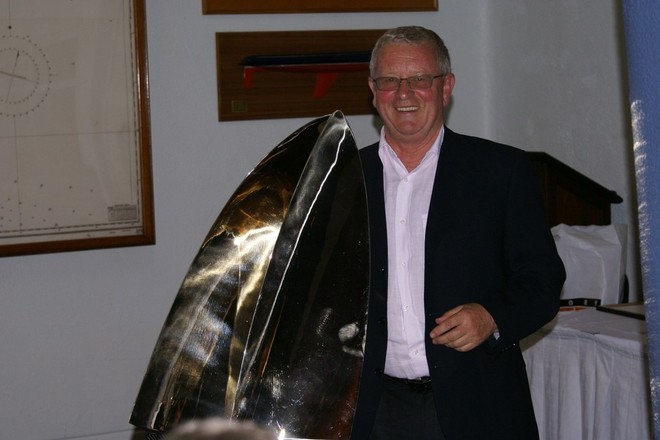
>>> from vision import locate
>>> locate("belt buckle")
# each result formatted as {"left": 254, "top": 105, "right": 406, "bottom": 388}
{"left": 406, "top": 377, "right": 432, "bottom": 392}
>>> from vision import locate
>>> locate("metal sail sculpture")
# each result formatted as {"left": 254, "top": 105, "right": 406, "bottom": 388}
{"left": 130, "top": 111, "right": 369, "bottom": 439}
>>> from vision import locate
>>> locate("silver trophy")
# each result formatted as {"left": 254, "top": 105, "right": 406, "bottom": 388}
{"left": 130, "top": 111, "right": 369, "bottom": 439}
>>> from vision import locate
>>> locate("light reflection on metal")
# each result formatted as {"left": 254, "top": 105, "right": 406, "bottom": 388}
{"left": 130, "top": 111, "right": 369, "bottom": 439}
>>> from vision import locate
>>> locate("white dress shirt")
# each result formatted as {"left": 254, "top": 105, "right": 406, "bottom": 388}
{"left": 379, "top": 127, "right": 444, "bottom": 380}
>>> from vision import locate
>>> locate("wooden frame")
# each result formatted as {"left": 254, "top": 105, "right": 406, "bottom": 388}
{"left": 216, "top": 30, "right": 384, "bottom": 121}
{"left": 203, "top": 0, "right": 437, "bottom": 14}
{"left": 0, "top": 0, "right": 154, "bottom": 257}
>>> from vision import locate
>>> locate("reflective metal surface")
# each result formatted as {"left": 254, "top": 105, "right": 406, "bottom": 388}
{"left": 130, "top": 111, "right": 369, "bottom": 439}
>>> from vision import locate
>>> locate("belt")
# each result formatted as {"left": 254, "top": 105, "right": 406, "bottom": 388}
{"left": 383, "top": 374, "right": 432, "bottom": 392}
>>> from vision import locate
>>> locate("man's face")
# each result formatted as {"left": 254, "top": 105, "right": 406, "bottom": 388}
{"left": 369, "top": 42, "right": 454, "bottom": 149}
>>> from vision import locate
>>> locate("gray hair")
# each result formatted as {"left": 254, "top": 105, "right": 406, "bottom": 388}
{"left": 370, "top": 26, "right": 452, "bottom": 77}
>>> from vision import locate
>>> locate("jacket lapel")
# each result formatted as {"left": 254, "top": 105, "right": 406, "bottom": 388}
{"left": 360, "top": 144, "right": 388, "bottom": 298}
{"left": 425, "top": 128, "right": 462, "bottom": 264}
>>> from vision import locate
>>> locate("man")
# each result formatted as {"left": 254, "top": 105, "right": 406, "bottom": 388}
{"left": 351, "top": 26, "right": 566, "bottom": 439}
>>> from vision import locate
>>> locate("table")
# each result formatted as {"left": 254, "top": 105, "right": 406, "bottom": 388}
{"left": 521, "top": 308, "right": 652, "bottom": 440}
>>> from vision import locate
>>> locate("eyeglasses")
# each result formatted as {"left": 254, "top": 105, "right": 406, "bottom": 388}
{"left": 371, "top": 74, "right": 445, "bottom": 91}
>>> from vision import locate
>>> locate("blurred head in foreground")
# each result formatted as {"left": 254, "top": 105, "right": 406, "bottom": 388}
{"left": 165, "top": 418, "right": 277, "bottom": 440}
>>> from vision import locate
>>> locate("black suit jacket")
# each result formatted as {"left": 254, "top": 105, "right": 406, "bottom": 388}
{"left": 351, "top": 128, "right": 566, "bottom": 439}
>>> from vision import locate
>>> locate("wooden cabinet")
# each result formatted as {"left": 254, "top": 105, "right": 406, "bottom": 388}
{"left": 527, "top": 152, "right": 623, "bottom": 226}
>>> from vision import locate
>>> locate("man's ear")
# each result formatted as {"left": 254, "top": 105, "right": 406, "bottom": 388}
{"left": 442, "top": 73, "right": 456, "bottom": 107}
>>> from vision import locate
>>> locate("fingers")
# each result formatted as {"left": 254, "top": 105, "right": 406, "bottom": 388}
{"left": 433, "top": 304, "right": 464, "bottom": 324}
{"left": 439, "top": 331, "right": 477, "bottom": 352}
{"left": 429, "top": 303, "right": 497, "bottom": 352}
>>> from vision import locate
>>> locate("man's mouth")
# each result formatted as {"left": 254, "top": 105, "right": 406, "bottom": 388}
{"left": 396, "top": 106, "right": 419, "bottom": 112}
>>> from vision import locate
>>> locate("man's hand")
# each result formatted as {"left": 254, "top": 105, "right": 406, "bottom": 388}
{"left": 429, "top": 303, "right": 498, "bottom": 352}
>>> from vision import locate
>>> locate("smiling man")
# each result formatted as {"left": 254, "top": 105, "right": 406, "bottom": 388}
{"left": 352, "top": 26, "right": 566, "bottom": 439}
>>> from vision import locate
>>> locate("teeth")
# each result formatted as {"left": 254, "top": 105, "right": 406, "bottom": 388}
{"left": 396, "top": 106, "right": 418, "bottom": 112}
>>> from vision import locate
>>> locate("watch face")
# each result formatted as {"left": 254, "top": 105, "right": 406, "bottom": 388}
{"left": 0, "top": 34, "right": 51, "bottom": 117}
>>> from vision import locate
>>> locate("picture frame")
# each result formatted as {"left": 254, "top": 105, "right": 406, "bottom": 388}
{"left": 202, "top": 0, "right": 437, "bottom": 14}
{"left": 0, "top": 0, "right": 154, "bottom": 257}
{"left": 215, "top": 30, "right": 384, "bottom": 121}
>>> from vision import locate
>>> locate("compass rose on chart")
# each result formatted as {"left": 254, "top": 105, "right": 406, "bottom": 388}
{"left": 0, "top": 34, "right": 52, "bottom": 117}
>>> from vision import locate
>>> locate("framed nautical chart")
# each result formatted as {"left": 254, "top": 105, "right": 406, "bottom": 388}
{"left": 0, "top": 0, "right": 154, "bottom": 257}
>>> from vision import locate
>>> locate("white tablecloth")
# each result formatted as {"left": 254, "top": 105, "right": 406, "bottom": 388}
{"left": 521, "top": 308, "right": 652, "bottom": 440}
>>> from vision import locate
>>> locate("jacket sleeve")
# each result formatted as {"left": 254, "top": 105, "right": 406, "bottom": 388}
{"left": 482, "top": 152, "right": 566, "bottom": 349}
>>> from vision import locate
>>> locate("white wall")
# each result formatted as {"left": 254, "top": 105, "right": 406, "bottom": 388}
{"left": 483, "top": 1, "right": 639, "bottom": 298}
{"left": 0, "top": 1, "right": 635, "bottom": 439}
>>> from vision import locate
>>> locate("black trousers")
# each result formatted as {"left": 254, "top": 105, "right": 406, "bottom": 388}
{"left": 369, "top": 375, "right": 446, "bottom": 440}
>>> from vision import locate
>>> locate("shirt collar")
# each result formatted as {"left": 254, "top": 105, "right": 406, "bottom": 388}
{"left": 378, "top": 126, "right": 444, "bottom": 174}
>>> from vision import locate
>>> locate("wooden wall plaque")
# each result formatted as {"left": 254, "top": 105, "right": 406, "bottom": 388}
{"left": 203, "top": 0, "right": 437, "bottom": 14}
{"left": 215, "top": 30, "right": 384, "bottom": 121}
